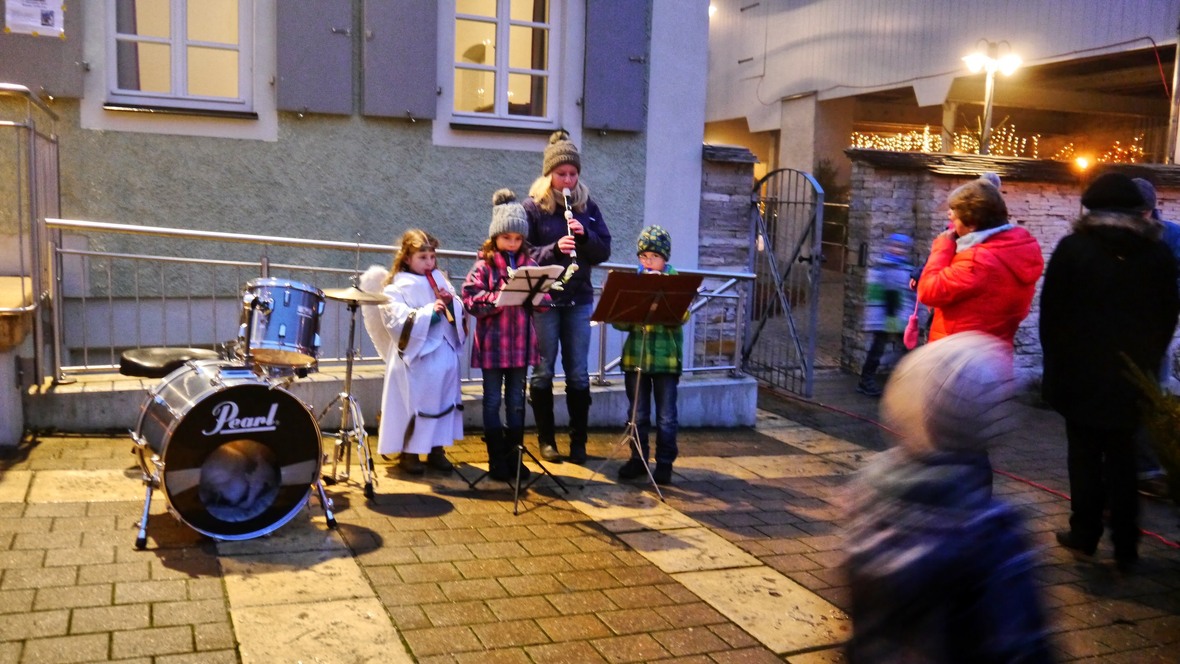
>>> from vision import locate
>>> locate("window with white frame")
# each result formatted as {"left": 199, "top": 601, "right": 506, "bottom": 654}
{"left": 451, "top": 0, "right": 557, "bottom": 129}
{"left": 106, "top": 0, "right": 253, "bottom": 115}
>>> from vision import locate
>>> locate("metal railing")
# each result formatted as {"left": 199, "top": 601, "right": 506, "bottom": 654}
{"left": 44, "top": 218, "right": 753, "bottom": 385}
{"left": 2, "top": 83, "right": 60, "bottom": 386}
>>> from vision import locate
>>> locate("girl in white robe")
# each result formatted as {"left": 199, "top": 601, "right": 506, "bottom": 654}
{"left": 374, "top": 230, "right": 465, "bottom": 474}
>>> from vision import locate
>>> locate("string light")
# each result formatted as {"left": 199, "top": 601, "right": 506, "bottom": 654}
{"left": 850, "top": 123, "right": 1040, "bottom": 158}
{"left": 1050, "top": 134, "right": 1144, "bottom": 164}
{"left": 851, "top": 125, "right": 1144, "bottom": 164}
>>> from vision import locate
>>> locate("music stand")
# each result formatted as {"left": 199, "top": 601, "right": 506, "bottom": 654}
{"left": 455, "top": 264, "right": 571, "bottom": 515}
{"left": 587, "top": 270, "right": 702, "bottom": 500}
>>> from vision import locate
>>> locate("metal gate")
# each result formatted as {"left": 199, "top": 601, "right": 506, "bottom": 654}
{"left": 741, "top": 168, "right": 824, "bottom": 397}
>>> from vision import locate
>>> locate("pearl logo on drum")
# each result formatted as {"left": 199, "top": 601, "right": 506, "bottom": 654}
{"left": 202, "top": 401, "right": 280, "bottom": 436}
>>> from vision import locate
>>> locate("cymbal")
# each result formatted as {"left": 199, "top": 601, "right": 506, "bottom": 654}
{"left": 322, "top": 286, "right": 390, "bottom": 304}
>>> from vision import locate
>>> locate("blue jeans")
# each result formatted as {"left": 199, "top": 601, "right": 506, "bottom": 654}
{"left": 623, "top": 371, "right": 679, "bottom": 465}
{"left": 481, "top": 367, "right": 527, "bottom": 432}
{"left": 530, "top": 303, "right": 592, "bottom": 392}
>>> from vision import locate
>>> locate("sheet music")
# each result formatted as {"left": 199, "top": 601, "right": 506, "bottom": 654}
{"left": 494, "top": 265, "right": 566, "bottom": 307}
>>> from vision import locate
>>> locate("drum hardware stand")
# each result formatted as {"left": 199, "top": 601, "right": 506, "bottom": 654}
{"left": 455, "top": 266, "right": 570, "bottom": 514}
{"left": 318, "top": 280, "right": 379, "bottom": 499}
{"left": 582, "top": 270, "right": 702, "bottom": 501}
{"left": 131, "top": 433, "right": 159, "bottom": 550}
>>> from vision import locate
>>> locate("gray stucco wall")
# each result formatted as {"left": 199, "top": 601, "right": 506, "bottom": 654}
{"left": 46, "top": 102, "right": 646, "bottom": 277}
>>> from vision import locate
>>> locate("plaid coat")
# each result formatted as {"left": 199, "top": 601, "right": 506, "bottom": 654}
{"left": 461, "top": 250, "right": 544, "bottom": 370}
{"left": 613, "top": 266, "right": 686, "bottom": 375}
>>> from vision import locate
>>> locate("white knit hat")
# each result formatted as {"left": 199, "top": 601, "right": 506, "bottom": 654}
{"left": 880, "top": 332, "right": 1016, "bottom": 456}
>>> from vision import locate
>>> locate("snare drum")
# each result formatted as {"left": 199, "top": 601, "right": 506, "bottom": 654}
{"left": 239, "top": 278, "right": 324, "bottom": 369}
{"left": 133, "top": 360, "right": 322, "bottom": 540}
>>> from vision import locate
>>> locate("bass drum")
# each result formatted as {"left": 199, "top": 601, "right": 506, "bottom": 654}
{"left": 134, "top": 361, "right": 322, "bottom": 541}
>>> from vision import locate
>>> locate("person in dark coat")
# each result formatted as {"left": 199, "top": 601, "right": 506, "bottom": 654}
{"left": 844, "top": 332, "right": 1053, "bottom": 663}
{"left": 1040, "top": 172, "right": 1180, "bottom": 571}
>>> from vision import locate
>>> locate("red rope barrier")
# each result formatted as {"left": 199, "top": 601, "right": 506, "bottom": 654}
{"left": 768, "top": 388, "right": 1180, "bottom": 549}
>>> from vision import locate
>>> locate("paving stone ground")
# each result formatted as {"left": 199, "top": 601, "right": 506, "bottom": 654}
{"left": 0, "top": 371, "right": 1176, "bottom": 662}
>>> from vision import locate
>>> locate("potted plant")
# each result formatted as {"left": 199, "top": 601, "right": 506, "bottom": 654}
{"left": 1125, "top": 358, "right": 1180, "bottom": 503}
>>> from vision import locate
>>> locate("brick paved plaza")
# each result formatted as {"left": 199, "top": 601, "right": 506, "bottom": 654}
{"left": 0, "top": 373, "right": 1176, "bottom": 663}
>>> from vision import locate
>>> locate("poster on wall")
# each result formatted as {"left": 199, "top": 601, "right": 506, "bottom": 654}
{"left": 4, "top": 0, "right": 66, "bottom": 38}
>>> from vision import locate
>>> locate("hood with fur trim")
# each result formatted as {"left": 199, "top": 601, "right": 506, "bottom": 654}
{"left": 1073, "top": 209, "right": 1162, "bottom": 241}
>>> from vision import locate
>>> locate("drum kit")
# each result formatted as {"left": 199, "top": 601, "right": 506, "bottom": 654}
{"left": 130, "top": 275, "right": 391, "bottom": 549}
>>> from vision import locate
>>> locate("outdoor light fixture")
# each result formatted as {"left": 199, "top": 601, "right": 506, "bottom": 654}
{"left": 963, "top": 39, "right": 1021, "bottom": 155}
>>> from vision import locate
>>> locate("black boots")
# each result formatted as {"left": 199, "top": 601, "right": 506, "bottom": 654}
{"left": 566, "top": 387, "right": 591, "bottom": 464}
{"left": 503, "top": 428, "right": 532, "bottom": 484}
{"left": 618, "top": 457, "right": 646, "bottom": 480}
{"left": 531, "top": 386, "right": 590, "bottom": 464}
{"left": 485, "top": 428, "right": 531, "bottom": 484}
{"left": 530, "top": 388, "right": 559, "bottom": 461}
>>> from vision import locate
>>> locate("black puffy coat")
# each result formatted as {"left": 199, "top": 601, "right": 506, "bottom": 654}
{"left": 1040, "top": 210, "right": 1180, "bottom": 427}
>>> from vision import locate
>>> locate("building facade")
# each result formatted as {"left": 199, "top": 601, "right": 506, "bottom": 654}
{"left": 1, "top": 0, "right": 709, "bottom": 272}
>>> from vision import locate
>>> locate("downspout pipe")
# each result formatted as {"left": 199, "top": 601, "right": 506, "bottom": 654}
{"left": 1167, "top": 16, "right": 1180, "bottom": 164}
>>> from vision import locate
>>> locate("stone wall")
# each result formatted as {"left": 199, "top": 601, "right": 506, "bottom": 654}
{"left": 844, "top": 150, "right": 1180, "bottom": 386}
{"left": 695, "top": 145, "right": 756, "bottom": 364}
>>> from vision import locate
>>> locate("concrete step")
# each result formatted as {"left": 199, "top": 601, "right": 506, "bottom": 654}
{"left": 24, "top": 362, "right": 758, "bottom": 434}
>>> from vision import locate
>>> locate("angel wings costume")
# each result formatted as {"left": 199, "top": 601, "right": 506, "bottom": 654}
{"left": 360, "top": 265, "right": 465, "bottom": 456}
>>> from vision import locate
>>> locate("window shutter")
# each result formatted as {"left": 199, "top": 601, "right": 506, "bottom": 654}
{"left": 0, "top": 0, "right": 85, "bottom": 98}
{"left": 362, "top": 0, "right": 437, "bottom": 120}
{"left": 276, "top": 0, "right": 353, "bottom": 115}
{"left": 582, "top": 0, "right": 648, "bottom": 132}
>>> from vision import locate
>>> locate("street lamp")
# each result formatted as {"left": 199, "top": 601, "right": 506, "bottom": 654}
{"left": 963, "top": 40, "right": 1021, "bottom": 155}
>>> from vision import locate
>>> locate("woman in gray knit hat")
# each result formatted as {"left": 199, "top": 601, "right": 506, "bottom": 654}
{"left": 524, "top": 130, "right": 612, "bottom": 464}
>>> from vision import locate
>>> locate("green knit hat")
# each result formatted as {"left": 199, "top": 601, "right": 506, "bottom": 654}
{"left": 637, "top": 225, "right": 671, "bottom": 259}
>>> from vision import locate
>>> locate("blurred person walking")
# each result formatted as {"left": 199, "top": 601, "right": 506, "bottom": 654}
{"left": 844, "top": 332, "right": 1053, "bottom": 663}
{"left": 857, "top": 233, "right": 916, "bottom": 396}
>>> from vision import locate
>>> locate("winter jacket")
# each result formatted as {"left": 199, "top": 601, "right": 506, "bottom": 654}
{"left": 524, "top": 197, "right": 611, "bottom": 307}
{"left": 1040, "top": 210, "right": 1180, "bottom": 427}
{"left": 613, "top": 265, "right": 686, "bottom": 375}
{"left": 864, "top": 259, "right": 916, "bottom": 333}
{"left": 844, "top": 449, "right": 1053, "bottom": 664}
{"left": 918, "top": 226, "right": 1043, "bottom": 345}
{"left": 1162, "top": 219, "right": 1180, "bottom": 291}
{"left": 461, "top": 250, "right": 545, "bottom": 370}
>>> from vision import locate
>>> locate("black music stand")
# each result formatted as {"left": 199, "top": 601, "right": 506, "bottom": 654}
{"left": 588, "top": 270, "right": 702, "bottom": 500}
{"left": 455, "top": 264, "right": 571, "bottom": 515}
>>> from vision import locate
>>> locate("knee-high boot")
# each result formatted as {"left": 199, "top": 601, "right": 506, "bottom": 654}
{"left": 530, "top": 387, "right": 558, "bottom": 460}
{"left": 483, "top": 428, "right": 509, "bottom": 481}
{"left": 566, "top": 387, "right": 591, "bottom": 464}
{"left": 504, "top": 427, "right": 531, "bottom": 483}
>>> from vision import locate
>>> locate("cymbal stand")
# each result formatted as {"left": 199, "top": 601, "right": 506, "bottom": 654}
{"left": 317, "top": 298, "right": 377, "bottom": 499}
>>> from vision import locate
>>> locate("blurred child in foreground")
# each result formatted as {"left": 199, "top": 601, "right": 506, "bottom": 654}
{"left": 843, "top": 332, "right": 1053, "bottom": 663}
